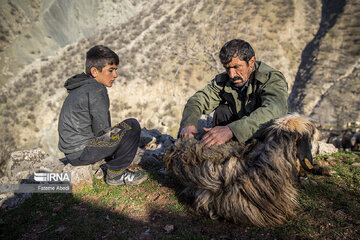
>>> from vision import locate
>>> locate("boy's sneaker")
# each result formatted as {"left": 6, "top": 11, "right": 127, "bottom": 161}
{"left": 106, "top": 169, "right": 148, "bottom": 186}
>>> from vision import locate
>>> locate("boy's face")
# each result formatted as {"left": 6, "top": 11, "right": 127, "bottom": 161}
{"left": 91, "top": 64, "right": 118, "bottom": 87}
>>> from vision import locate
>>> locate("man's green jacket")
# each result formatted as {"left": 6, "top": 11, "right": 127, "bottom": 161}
{"left": 179, "top": 61, "right": 289, "bottom": 143}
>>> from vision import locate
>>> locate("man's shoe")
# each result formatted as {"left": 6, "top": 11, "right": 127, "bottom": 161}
{"left": 106, "top": 169, "right": 148, "bottom": 186}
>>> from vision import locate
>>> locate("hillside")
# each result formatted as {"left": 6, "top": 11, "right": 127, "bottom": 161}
{"left": 289, "top": 0, "right": 360, "bottom": 126}
{"left": 0, "top": 0, "right": 146, "bottom": 85}
{"left": 0, "top": 0, "right": 359, "bottom": 171}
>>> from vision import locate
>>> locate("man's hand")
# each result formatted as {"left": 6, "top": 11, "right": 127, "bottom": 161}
{"left": 201, "top": 126, "right": 233, "bottom": 147}
{"left": 180, "top": 125, "right": 199, "bottom": 139}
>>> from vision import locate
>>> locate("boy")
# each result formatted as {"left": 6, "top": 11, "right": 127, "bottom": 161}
{"left": 58, "top": 45, "right": 147, "bottom": 186}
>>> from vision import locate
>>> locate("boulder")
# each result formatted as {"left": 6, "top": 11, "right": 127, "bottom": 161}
{"left": 0, "top": 128, "right": 177, "bottom": 209}
{"left": 63, "top": 164, "right": 93, "bottom": 185}
{"left": 5, "top": 149, "right": 64, "bottom": 183}
{"left": 318, "top": 141, "right": 338, "bottom": 155}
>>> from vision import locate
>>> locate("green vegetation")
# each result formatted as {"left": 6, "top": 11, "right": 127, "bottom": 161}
{"left": 1, "top": 151, "right": 359, "bottom": 239}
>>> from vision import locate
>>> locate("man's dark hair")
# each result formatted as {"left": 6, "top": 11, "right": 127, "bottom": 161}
{"left": 85, "top": 45, "right": 119, "bottom": 75}
{"left": 219, "top": 39, "right": 255, "bottom": 65}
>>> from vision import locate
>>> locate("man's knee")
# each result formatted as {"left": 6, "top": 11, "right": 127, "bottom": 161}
{"left": 124, "top": 118, "right": 141, "bottom": 134}
{"left": 215, "top": 104, "right": 232, "bottom": 115}
{"left": 213, "top": 104, "right": 234, "bottom": 126}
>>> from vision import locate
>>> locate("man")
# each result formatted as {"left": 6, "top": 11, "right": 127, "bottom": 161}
{"left": 179, "top": 39, "right": 288, "bottom": 146}
{"left": 58, "top": 45, "right": 147, "bottom": 186}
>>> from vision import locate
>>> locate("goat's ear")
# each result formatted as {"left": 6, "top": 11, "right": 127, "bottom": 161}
{"left": 296, "top": 136, "right": 314, "bottom": 172}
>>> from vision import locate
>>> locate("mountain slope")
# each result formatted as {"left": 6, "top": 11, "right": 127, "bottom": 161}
{"left": 289, "top": 0, "right": 360, "bottom": 125}
{"left": 0, "top": 0, "right": 146, "bottom": 85}
{"left": 1, "top": 0, "right": 358, "bottom": 172}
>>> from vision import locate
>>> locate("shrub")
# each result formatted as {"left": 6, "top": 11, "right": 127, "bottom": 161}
{"left": 22, "top": 120, "right": 29, "bottom": 127}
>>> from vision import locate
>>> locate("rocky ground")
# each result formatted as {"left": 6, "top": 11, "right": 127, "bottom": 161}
{"left": 0, "top": 125, "right": 339, "bottom": 211}
{"left": 0, "top": 127, "right": 175, "bottom": 210}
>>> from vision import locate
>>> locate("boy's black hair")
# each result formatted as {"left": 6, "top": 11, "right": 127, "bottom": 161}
{"left": 219, "top": 39, "right": 255, "bottom": 65}
{"left": 85, "top": 45, "right": 119, "bottom": 76}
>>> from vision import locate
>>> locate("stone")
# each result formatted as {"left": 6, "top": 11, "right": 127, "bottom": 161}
{"left": 317, "top": 141, "right": 338, "bottom": 155}
{"left": 3, "top": 193, "right": 32, "bottom": 209}
{"left": 0, "top": 193, "right": 12, "bottom": 207}
{"left": 132, "top": 148, "right": 145, "bottom": 165}
{"left": 335, "top": 210, "right": 346, "bottom": 217}
{"left": 299, "top": 176, "right": 310, "bottom": 186}
{"left": 5, "top": 149, "right": 65, "bottom": 183}
{"left": 62, "top": 164, "right": 92, "bottom": 185}
{"left": 163, "top": 224, "right": 174, "bottom": 234}
{"left": 309, "top": 180, "right": 318, "bottom": 186}
{"left": 0, "top": 128, "right": 174, "bottom": 210}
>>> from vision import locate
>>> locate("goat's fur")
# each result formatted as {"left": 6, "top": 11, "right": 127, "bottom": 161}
{"left": 163, "top": 114, "right": 320, "bottom": 227}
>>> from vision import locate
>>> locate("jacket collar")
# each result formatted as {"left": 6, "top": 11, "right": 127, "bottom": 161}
{"left": 253, "top": 61, "right": 268, "bottom": 84}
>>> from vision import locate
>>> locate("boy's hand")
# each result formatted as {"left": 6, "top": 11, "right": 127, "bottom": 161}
{"left": 180, "top": 125, "right": 199, "bottom": 139}
{"left": 201, "top": 126, "right": 233, "bottom": 147}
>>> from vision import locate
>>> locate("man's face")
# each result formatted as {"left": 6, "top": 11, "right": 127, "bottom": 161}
{"left": 92, "top": 64, "right": 118, "bottom": 87}
{"left": 223, "top": 56, "right": 255, "bottom": 88}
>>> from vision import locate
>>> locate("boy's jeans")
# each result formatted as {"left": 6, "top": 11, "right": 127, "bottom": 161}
{"left": 69, "top": 118, "right": 140, "bottom": 171}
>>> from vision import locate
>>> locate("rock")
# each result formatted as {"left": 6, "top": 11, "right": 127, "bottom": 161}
{"left": 299, "top": 176, "right": 310, "bottom": 186}
{"left": 0, "top": 128, "right": 176, "bottom": 209}
{"left": 0, "top": 176, "right": 10, "bottom": 185}
{"left": 5, "top": 149, "right": 65, "bottom": 183}
{"left": 54, "top": 226, "right": 67, "bottom": 233}
{"left": 0, "top": 193, "right": 12, "bottom": 207}
{"left": 3, "top": 193, "right": 32, "bottom": 209}
{"left": 351, "top": 162, "right": 360, "bottom": 167}
{"left": 132, "top": 148, "right": 145, "bottom": 165}
{"left": 91, "top": 159, "right": 106, "bottom": 181}
{"left": 163, "top": 224, "right": 174, "bottom": 234}
{"left": 309, "top": 180, "right": 318, "bottom": 186}
{"left": 62, "top": 164, "right": 92, "bottom": 185}
{"left": 141, "top": 228, "right": 151, "bottom": 237}
{"left": 317, "top": 141, "right": 338, "bottom": 155}
{"left": 335, "top": 210, "right": 346, "bottom": 217}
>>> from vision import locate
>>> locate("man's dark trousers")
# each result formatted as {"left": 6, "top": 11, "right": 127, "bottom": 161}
{"left": 69, "top": 118, "right": 140, "bottom": 171}
{"left": 213, "top": 104, "right": 238, "bottom": 126}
